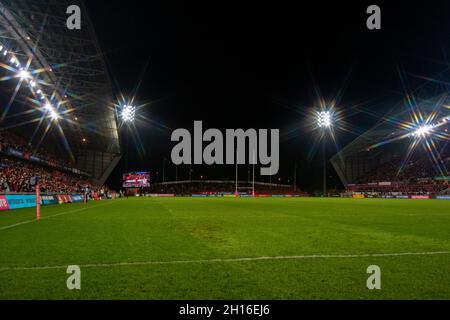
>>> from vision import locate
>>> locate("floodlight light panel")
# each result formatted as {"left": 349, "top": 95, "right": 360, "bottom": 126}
{"left": 317, "top": 111, "right": 333, "bottom": 128}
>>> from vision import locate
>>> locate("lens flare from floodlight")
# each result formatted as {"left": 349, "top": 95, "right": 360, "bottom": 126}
{"left": 49, "top": 109, "right": 60, "bottom": 121}
{"left": 43, "top": 103, "right": 60, "bottom": 121}
{"left": 121, "top": 104, "right": 136, "bottom": 123}
{"left": 317, "top": 111, "right": 333, "bottom": 128}
{"left": 18, "top": 69, "right": 31, "bottom": 80}
{"left": 412, "top": 124, "right": 433, "bottom": 139}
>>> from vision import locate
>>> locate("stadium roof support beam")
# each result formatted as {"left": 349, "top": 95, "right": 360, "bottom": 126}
{"left": 97, "top": 154, "right": 122, "bottom": 187}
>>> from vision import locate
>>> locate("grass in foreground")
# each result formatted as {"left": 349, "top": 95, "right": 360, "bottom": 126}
{"left": 0, "top": 197, "right": 449, "bottom": 299}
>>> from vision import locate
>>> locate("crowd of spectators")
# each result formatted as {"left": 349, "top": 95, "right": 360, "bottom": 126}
{"left": 347, "top": 181, "right": 449, "bottom": 196}
{"left": 1, "top": 131, "right": 93, "bottom": 194}
{"left": 0, "top": 131, "right": 75, "bottom": 169}
{"left": 0, "top": 157, "right": 91, "bottom": 193}
{"left": 350, "top": 150, "right": 450, "bottom": 195}
{"left": 361, "top": 156, "right": 450, "bottom": 184}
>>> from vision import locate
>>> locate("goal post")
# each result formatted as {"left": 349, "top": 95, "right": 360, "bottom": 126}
{"left": 30, "top": 176, "right": 40, "bottom": 221}
{"left": 36, "top": 182, "right": 40, "bottom": 221}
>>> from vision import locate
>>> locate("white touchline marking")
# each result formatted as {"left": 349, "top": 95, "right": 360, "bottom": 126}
{"left": 1, "top": 251, "right": 449, "bottom": 272}
{"left": 0, "top": 201, "right": 114, "bottom": 232}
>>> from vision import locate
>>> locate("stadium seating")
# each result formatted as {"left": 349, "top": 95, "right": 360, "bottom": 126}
{"left": 0, "top": 131, "right": 92, "bottom": 193}
{"left": 140, "top": 181, "right": 307, "bottom": 196}
{"left": 347, "top": 149, "right": 450, "bottom": 196}
{"left": 0, "top": 157, "right": 91, "bottom": 193}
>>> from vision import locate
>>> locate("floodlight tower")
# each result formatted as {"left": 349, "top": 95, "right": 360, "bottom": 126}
{"left": 121, "top": 104, "right": 136, "bottom": 173}
{"left": 317, "top": 110, "right": 333, "bottom": 197}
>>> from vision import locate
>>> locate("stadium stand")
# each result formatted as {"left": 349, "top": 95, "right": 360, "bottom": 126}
{"left": 0, "top": 131, "right": 75, "bottom": 170}
{"left": 332, "top": 94, "right": 450, "bottom": 197}
{"left": 0, "top": 131, "right": 93, "bottom": 193}
{"left": 0, "top": 157, "right": 90, "bottom": 193}
{"left": 343, "top": 149, "right": 450, "bottom": 196}
{"left": 140, "top": 180, "right": 308, "bottom": 196}
{"left": 0, "top": 0, "right": 121, "bottom": 189}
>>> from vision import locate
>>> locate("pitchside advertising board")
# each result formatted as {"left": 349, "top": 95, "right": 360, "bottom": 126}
{"left": 4, "top": 194, "right": 37, "bottom": 209}
{"left": 0, "top": 194, "right": 85, "bottom": 211}
{"left": 41, "top": 195, "right": 58, "bottom": 205}
{"left": 123, "top": 172, "right": 151, "bottom": 188}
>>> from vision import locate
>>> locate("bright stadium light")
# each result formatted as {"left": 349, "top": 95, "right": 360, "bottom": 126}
{"left": 121, "top": 104, "right": 136, "bottom": 123}
{"left": 18, "top": 69, "right": 31, "bottom": 80}
{"left": 317, "top": 111, "right": 332, "bottom": 128}
{"left": 44, "top": 103, "right": 60, "bottom": 121}
{"left": 412, "top": 124, "right": 433, "bottom": 139}
{"left": 49, "top": 109, "right": 60, "bottom": 121}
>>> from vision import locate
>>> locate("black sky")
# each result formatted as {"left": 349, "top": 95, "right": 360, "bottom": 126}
{"left": 83, "top": 0, "right": 450, "bottom": 191}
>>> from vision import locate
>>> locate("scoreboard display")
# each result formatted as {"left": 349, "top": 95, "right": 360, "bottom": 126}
{"left": 123, "top": 172, "right": 150, "bottom": 188}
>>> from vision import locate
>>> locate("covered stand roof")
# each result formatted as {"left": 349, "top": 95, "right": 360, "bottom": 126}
{"left": 0, "top": 0, "right": 121, "bottom": 184}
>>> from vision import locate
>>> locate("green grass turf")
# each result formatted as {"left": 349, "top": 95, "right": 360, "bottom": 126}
{"left": 0, "top": 197, "right": 450, "bottom": 299}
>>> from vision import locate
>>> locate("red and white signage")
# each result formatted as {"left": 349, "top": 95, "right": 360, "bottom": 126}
{"left": 57, "top": 194, "right": 72, "bottom": 204}
{"left": 0, "top": 196, "right": 9, "bottom": 211}
{"left": 411, "top": 195, "right": 430, "bottom": 199}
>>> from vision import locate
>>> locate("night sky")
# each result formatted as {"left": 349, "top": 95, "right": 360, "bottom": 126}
{"left": 84, "top": 0, "right": 450, "bottom": 192}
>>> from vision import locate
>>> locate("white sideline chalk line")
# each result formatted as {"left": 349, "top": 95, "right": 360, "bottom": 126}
{"left": 0, "top": 202, "right": 114, "bottom": 232}
{"left": 1, "top": 251, "right": 449, "bottom": 272}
